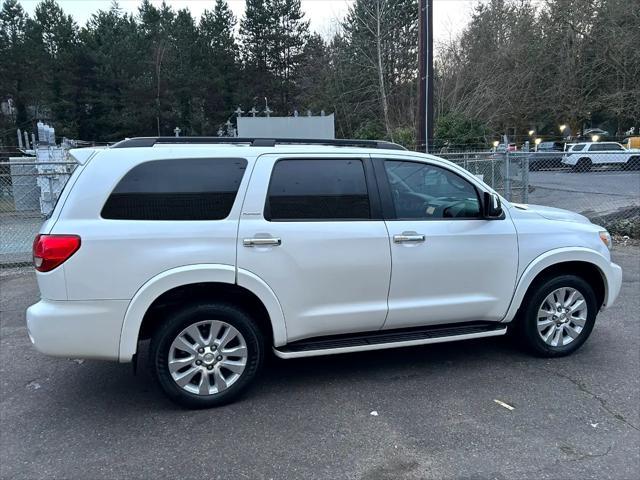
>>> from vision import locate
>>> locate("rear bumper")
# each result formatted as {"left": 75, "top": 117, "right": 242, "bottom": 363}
{"left": 603, "top": 262, "right": 623, "bottom": 309}
{"left": 26, "top": 299, "right": 129, "bottom": 361}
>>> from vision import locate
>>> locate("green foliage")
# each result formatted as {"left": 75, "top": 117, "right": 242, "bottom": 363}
{"left": 388, "top": 126, "right": 415, "bottom": 150}
{"left": 353, "top": 120, "right": 385, "bottom": 140}
{"left": 434, "top": 113, "right": 489, "bottom": 150}
{"left": 437, "top": 0, "right": 640, "bottom": 142}
{"left": 240, "top": 0, "right": 309, "bottom": 112}
{"left": 2, "top": 0, "right": 635, "bottom": 148}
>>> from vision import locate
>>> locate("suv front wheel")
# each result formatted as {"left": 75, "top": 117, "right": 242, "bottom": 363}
{"left": 150, "top": 303, "right": 264, "bottom": 408}
{"left": 515, "top": 275, "right": 597, "bottom": 357}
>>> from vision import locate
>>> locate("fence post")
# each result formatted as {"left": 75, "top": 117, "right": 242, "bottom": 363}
{"left": 504, "top": 151, "right": 511, "bottom": 201}
{"left": 522, "top": 153, "right": 529, "bottom": 204}
{"left": 491, "top": 156, "right": 495, "bottom": 190}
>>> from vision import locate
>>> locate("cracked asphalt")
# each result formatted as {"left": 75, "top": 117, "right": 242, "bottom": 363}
{"left": 1, "top": 246, "right": 638, "bottom": 480}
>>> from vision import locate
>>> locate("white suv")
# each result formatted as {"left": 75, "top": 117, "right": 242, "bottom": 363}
{"left": 562, "top": 142, "right": 640, "bottom": 171}
{"left": 27, "top": 137, "right": 623, "bottom": 408}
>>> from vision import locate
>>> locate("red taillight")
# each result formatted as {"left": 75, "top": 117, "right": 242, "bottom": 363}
{"left": 32, "top": 234, "right": 81, "bottom": 272}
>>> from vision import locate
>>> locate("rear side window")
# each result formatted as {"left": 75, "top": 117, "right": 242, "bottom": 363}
{"left": 571, "top": 144, "right": 585, "bottom": 152}
{"left": 102, "top": 158, "right": 247, "bottom": 220}
{"left": 266, "top": 159, "right": 370, "bottom": 221}
{"left": 605, "top": 143, "right": 623, "bottom": 151}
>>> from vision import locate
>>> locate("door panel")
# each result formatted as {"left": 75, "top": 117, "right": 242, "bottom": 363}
{"left": 237, "top": 154, "right": 391, "bottom": 342}
{"left": 375, "top": 157, "right": 519, "bottom": 329}
{"left": 384, "top": 219, "right": 518, "bottom": 328}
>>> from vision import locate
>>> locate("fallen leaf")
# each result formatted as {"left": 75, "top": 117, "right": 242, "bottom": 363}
{"left": 494, "top": 399, "right": 514, "bottom": 411}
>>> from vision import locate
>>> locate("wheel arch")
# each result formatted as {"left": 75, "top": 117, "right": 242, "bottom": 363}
{"left": 118, "top": 264, "right": 287, "bottom": 362}
{"left": 504, "top": 248, "right": 612, "bottom": 323}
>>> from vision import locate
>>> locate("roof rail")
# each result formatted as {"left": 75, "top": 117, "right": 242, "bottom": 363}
{"left": 110, "top": 137, "right": 407, "bottom": 151}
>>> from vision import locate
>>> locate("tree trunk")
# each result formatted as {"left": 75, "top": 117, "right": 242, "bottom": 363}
{"left": 375, "top": 1, "right": 393, "bottom": 140}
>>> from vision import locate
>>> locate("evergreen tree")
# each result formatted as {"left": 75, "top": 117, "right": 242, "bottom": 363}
{"left": 0, "top": 0, "right": 29, "bottom": 134}
{"left": 78, "top": 2, "right": 145, "bottom": 140}
{"left": 200, "top": 0, "right": 240, "bottom": 132}
{"left": 168, "top": 8, "right": 202, "bottom": 135}
{"left": 138, "top": 0, "right": 175, "bottom": 135}
{"left": 30, "top": 0, "right": 79, "bottom": 137}
{"left": 240, "top": 0, "right": 275, "bottom": 109}
{"left": 268, "top": 0, "right": 309, "bottom": 112}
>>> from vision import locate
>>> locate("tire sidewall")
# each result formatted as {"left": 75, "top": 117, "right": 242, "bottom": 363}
{"left": 521, "top": 275, "right": 597, "bottom": 357}
{"left": 150, "top": 303, "right": 264, "bottom": 408}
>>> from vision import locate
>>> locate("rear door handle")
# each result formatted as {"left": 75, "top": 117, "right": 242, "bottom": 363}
{"left": 243, "top": 237, "right": 282, "bottom": 247}
{"left": 393, "top": 234, "right": 425, "bottom": 243}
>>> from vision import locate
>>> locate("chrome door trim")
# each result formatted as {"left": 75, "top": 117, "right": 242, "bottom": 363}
{"left": 243, "top": 238, "right": 282, "bottom": 247}
{"left": 393, "top": 234, "right": 425, "bottom": 243}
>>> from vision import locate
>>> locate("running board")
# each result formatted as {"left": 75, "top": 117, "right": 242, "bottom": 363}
{"left": 273, "top": 322, "right": 507, "bottom": 359}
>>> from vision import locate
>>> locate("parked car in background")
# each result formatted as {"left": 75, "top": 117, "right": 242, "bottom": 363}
{"left": 530, "top": 141, "right": 565, "bottom": 170}
{"left": 562, "top": 142, "right": 640, "bottom": 171}
{"left": 495, "top": 143, "right": 518, "bottom": 153}
{"left": 623, "top": 136, "right": 640, "bottom": 150}
{"left": 583, "top": 128, "right": 610, "bottom": 138}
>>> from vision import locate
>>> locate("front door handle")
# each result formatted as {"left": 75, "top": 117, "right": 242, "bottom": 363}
{"left": 243, "top": 237, "right": 282, "bottom": 247}
{"left": 393, "top": 234, "right": 425, "bottom": 243}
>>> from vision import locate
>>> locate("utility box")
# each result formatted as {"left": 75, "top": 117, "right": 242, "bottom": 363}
{"left": 237, "top": 114, "right": 335, "bottom": 139}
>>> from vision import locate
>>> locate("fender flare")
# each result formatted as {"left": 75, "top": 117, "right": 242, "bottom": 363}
{"left": 118, "top": 264, "right": 287, "bottom": 362}
{"left": 503, "top": 247, "right": 613, "bottom": 322}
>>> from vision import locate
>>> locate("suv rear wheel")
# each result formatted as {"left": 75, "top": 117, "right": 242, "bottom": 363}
{"left": 514, "top": 275, "right": 597, "bottom": 357}
{"left": 626, "top": 156, "right": 640, "bottom": 171}
{"left": 573, "top": 158, "right": 592, "bottom": 172}
{"left": 150, "top": 303, "right": 264, "bottom": 408}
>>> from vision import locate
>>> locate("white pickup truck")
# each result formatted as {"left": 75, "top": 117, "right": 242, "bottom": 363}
{"left": 562, "top": 142, "right": 640, "bottom": 171}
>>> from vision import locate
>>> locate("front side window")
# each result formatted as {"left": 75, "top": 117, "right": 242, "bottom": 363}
{"left": 266, "top": 159, "right": 370, "bottom": 221}
{"left": 384, "top": 160, "right": 481, "bottom": 219}
{"left": 102, "top": 158, "right": 247, "bottom": 220}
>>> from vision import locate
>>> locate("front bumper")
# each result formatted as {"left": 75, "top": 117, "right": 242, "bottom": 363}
{"left": 603, "top": 262, "right": 623, "bottom": 309}
{"left": 26, "top": 299, "right": 129, "bottom": 361}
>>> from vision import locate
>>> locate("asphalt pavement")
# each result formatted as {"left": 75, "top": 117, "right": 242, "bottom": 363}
{"left": 1, "top": 246, "right": 639, "bottom": 479}
{"left": 528, "top": 170, "right": 640, "bottom": 217}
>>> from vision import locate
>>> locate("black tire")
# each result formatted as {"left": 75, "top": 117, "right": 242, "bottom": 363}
{"left": 627, "top": 156, "right": 640, "bottom": 171}
{"left": 150, "top": 303, "right": 264, "bottom": 409}
{"left": 512, "top": 275, "right": 598, "bottom": 358}
{"left": 573, "top": 158, "right": 592, "bottom": 172}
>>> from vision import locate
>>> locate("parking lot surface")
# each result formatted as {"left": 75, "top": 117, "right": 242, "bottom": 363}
{"left": 528, "top": 170, "right": 640, "bottom": 217}
{"left": 1, "top": 246, "right": 638, "bottom": 480}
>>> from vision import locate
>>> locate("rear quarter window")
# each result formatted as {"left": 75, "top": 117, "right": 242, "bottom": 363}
{"left": 101, "top": 158, "right": 247, "bottom": 220}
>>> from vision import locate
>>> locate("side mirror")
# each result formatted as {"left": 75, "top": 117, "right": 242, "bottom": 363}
{"left": 483, "top": 192, "right": 503, "bottom": 219}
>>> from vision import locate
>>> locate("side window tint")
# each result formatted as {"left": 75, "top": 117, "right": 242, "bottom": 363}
{"left": 384, "top": 161, "right": 481, "bottom": 219}
{"left": 572, "top": 144, "right": 585, "bottom": 152}
{"left": 266, "top": 159, "right": 370, "bottom": 221}
{"left": 102, "top": 158, "right": 247, "bottom": 220}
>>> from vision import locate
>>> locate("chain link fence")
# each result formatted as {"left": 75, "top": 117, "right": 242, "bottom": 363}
{"left": 441, "top": 150, "right": 640, "bottom": 236}
{"left": 1, "top": 147, "right": 639, "bottom": 266}
{"left": 1, "top": 159, "right": 77, "bottom": 264}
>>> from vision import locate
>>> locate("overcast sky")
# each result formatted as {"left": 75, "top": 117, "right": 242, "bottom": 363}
{"left": 20, "top": 0, "right": 476, "bottom": 44}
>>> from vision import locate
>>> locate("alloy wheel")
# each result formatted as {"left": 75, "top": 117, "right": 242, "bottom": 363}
{"left": 168, "top": 320, "right": 248, "bottom": 396}
{"left": 536, "top": 287, "right": 588, "bottom": 347}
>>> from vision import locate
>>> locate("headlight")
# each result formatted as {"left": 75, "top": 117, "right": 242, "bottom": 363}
{"left": 599, "top": 231, "right": 612, "bottom": 250}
